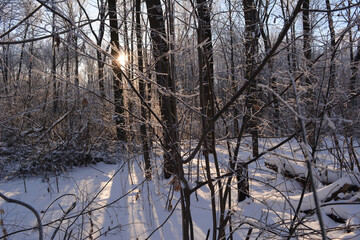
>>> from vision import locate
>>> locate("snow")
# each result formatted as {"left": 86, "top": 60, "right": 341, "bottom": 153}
{"left": 0, "top": 161, "right": 226, "bottom": 239}
{"left": 0, "top": 138, "right": 359, "bottom": 239}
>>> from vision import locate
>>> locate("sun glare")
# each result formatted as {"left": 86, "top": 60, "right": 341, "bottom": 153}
{"left": 117, "top": 52, "right": 127, "bottom": 67}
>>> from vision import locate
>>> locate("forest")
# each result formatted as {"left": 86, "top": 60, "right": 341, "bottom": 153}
{"left": 0, "top": 0, "right": 360, "bottom": 239}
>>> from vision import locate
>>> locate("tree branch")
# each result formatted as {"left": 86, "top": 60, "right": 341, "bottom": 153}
{"left": 0, "top": 192, "right": 43, "bottom": 240}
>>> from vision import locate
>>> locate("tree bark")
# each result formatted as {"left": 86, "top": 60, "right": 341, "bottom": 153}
{"left": 15, "top": 23, "right": 29, "bottom": 95}
{"left": 196, "top": 0, "right": 216, "bottom": 154}
{"left": 259, "top": 1, "right": 280, "bottom": 135}
{"left": 350, "top": 36, "right": 360, "bottom": 107}
{"left": 228, "top": 0, "right": 239, "bottom": 137}
{"left": 97, "top": 0, "right": 106, "bottom": 99}
{"left": 136, "top": 0, "right": 151, "bottom": 178}
{"left": 243, "top": 0, "right": 259, "bottom": 157}
{"left": 238, "top": 0, "right": 259, "bottom": 202}
{"left": 303, "top": 0, "right": 311, "bottom": 72}
{"left": 196, "top": 1, "right": 223, "bottom": 239}
{"left": 1, "top": 45, "right": 9, "bottom": 95}
{"left": 74, "top": 35, "right": 79, "bottom": 91}
{"left": 108, "top": 0, "right": 127, "bottom": 142}
{"left": 52, "top": 0, "right": 58, "bottom": 113}
{"left": 144, "top": 1, "right": 193, "bottom": 239}
{"left": 145, "top": 0, "right": 179, "bottom": 179}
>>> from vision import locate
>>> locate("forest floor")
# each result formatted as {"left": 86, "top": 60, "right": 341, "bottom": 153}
{"left": 0, "top": 137, "right": 360, "bottom": 239}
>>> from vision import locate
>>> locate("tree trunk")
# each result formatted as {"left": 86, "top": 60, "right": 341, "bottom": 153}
{"left": 25, "top": 32, "right": 34, "bottom": 123}
{"left": 97, "top": 0, "right": 106, "bottom": 99}
{"left": 239, "top": 0, "right": 259, "bottom": 202}
{"left": 303, "top": 0, "right": 311, "bottom": 74}
{"left": 259, "top": 4, "right": 280, "bottom": 135}
{"left": 310, "top": 0, "right": 337, "bottom": 154}
{"left": 196, "top": 1, "right": 223, "bottom": 239}
{"left": 1, "top": 45, "right": 9, "bottom": 95}
{"left": 97, "top": 49, "right": 105, "bottom": 99}
{"left": 15, "top": 24, "right": 29, "bottom": 96}
{"left": 136, "top": 0, "right": 151, "bottom": 178}
{"left": 196, "top": 0, "right": 216, "bottom": 154}
{"left": 108, "top": 0, "right": 127, "bottom": 142}
{"left": 228, "top": 0, "right": 239, "bottom": 137}
{"left": 123, "top": 0, "right": 134, "bottom": 142}
{"left": 325, "top": 0, "right": 336, "bottom": 79}
{"left": 350, "top": 31, "right": 360, "bottom": 107}
{"left": 52, "top": 0, "right": 58, "bottom": 113}
{"left": 243, "top": 0, "right": 259, "bottom": 157}
{"left": 145, "top": 0, "right": 179, "bottom": 179}
{"left": 74, "top": 35, "right": 79, "bottom": 91}
{"left": 145, "top": 1, "right": 193, "bottom": 239}
{"left": 302, "top": 0, "right": 314, "bottom": 118}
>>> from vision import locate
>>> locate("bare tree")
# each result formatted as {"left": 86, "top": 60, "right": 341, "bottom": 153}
{"left": 144, "top": 0, "right": 179, "bottom": 179}
{"left": 195, "top": 1, "right": 222, "bottom": 239}
{"left": 51, "top": 0, "right": 59, "bottom": 113}
{"left": 235, "top": 0, "right": 261, "bottom": 203}
{"left": 108, "top": 0, "right": 127, "bottom": 142}
{"left": 136, "top": 0, "right": 151, "bottom": 178}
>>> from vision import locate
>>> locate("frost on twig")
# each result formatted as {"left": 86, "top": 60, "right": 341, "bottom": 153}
{"left": 0, "top": 192, "right": 43, "bottom": 240}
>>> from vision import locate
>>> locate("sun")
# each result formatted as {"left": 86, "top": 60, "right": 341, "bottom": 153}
{"left": 117, "top": 52, "right": 127, "bottom": 67}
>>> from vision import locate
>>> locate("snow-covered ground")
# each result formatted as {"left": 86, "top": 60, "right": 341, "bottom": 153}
{"left": 0, "top": 138, "right": 359, "bottom": 239}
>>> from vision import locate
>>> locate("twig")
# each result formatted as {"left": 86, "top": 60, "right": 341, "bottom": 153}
{"left": 0, "top": 192, "right": 43, "bottom": 240}
{"left": 37, "top": 109, "right": 72, "bottom": 141}
{"left": 40, "top": 193, "right": 77, "bottom": 221}
{"left": 287, "top": 174, "right": 310, "bottom": 239}
{"left": 51, "top": 202, "right": 76, "bottom": 240}
{"left": 0, "top": 5, "right": 42, "bottom": 39}
{"left": 290, "top": 73, "right": 328, "bottom": 240}
{"left": 183, "top": 0, "right": 306, "bottom": 164}
{"left": 145, "top": 198, "right": 181, "bottom": 239}
{"left": 64, "top": 160, "right": 127, "bottom": 233}
{"left": 1, "top": 175, "right": 146, "bottom": 239}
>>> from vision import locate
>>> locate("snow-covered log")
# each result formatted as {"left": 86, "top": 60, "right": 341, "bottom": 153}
{"left": 265, "top": 158, "right": 308, "bottom": 185}
{"left": 265, "top": 157, "right": 360, "bottom": 187}
{"left": 288, "top": 178, "right": 359, "bottom": 213}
